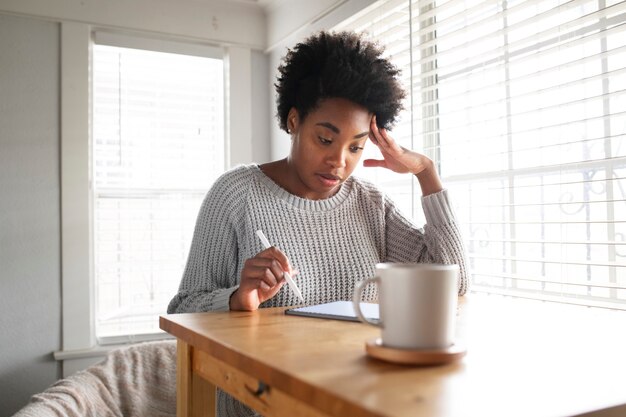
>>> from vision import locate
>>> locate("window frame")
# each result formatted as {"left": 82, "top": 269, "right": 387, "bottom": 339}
{"left": 58, "top": 22, "right": 256, "bottom": 374}
{"left": 92, "top": 35, "right": 225, "bottom": 343}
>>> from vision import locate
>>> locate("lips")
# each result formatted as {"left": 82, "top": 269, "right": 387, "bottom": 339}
{"left": 317, "top": 173, "right": 341, "bottom": 187}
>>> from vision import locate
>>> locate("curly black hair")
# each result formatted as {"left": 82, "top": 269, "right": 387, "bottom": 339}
{"left": 275, "top": 31, "right": 406, "bottom": 132}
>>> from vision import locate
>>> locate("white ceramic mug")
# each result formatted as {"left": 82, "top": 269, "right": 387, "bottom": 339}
{"left": 353, "top": 263, "right": 459, "bottom": 350}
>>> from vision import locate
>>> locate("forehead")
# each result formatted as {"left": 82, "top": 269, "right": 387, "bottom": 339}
{"left": 306, "top": 98, "right": 371, "bottom": 130}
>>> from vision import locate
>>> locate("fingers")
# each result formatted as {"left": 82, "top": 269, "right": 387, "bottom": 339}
{"left": 265, "top": 246, "right": 293, "bottom": 273}
{"left": 379, "top": 128, "right": 402, "bottom": 153}
{"left": 369, "top": 115, "right": 381, "bottom": 145}
{"left": 259, "top": 277, "right": 286, "bottom": 294}
{"left": 363, "top": 159, "right": 387, "bottom": 168}
{"left": 370, "top": 115, "right": 388, "bottom": 147}
{"left": 370, "top": 115, "right": 398, "bottom": 152}
{"left": 241, "top": 247, "right": 294, "bottom": 293}
{"left": 244, "top": 258, "right": 283, "bottom": 289}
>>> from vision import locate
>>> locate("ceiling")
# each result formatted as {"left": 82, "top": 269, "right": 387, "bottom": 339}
{"left": 186, "top": 0, "right": 285, "bottom": 12}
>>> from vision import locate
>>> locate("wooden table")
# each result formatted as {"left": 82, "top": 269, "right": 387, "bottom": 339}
{"left": 160, "top": 293, "right": 626, "bottom": 417}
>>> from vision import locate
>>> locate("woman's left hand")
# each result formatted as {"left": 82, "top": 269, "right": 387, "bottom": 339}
{"left": 365, "top": 115, "right": 443, "bottom": 196}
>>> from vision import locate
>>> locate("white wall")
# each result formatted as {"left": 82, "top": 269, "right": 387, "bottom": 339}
{"left": 0, "top": 0, "right": 266, "bottom": 49}
{"left": 0, "top": 13, "right": 62, "bottom": 416}
{"left": 251, "top": 49, "right": 272, "bottom": 163}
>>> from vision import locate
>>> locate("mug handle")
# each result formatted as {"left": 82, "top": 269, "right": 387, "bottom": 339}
{"left": 352, "top": 276, "right": 382, "bottom": 328}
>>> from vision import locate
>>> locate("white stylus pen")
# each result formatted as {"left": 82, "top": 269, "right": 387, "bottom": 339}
{"left": 256, "top": 229, "right": 305, "bottom": 303}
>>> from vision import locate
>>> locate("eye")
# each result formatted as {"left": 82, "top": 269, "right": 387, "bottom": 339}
{"left": 350, "top": 145, "right": 364, "bottom": 154}
{"left": 318, "top": 136, "right": 332, "bottom": 145}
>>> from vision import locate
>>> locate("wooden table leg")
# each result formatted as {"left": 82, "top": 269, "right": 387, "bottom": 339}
{"left": 177, "top": 340, "right": 216, "bottom": 417}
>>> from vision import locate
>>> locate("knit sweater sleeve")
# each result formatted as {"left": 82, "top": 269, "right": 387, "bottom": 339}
{"left": 166, "top": 170, "right": 246, "bottom": 313}
{"left": 384, "top": 189, "right": 470, "bottom": 295}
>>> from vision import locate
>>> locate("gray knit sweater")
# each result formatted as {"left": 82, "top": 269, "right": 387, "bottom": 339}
{"left": 167, "top": 163, "right": 469, "bottom": 416}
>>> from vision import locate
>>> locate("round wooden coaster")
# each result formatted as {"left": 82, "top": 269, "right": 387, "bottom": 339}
{"left": 365, "top": 338, "right": 467, "bottom": 365}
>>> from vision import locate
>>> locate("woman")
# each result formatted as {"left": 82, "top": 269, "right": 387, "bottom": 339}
{"left": 168, "top": 29, "right": 469, "bottom": 417}
{"left": 168, "top": 30, "right": 468, "bottom": 314}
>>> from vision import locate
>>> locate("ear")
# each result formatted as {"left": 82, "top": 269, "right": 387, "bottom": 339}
{"left": 287, "top": 108, "right": 299, "bottom": 134}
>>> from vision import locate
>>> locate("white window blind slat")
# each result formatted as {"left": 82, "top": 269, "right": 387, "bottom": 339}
{"left": 411, "top": 2, "right": 626, "bottom": 70}
{"left": 413, "top": 18, "right": 626, "bottom": 92}
{"left": 477, "top": 273, "right": 626, "bottom": 290}
{"left": 336, "top": 0, "right": 626, "bottom": 309}
{"left": 415, "top": 48, "right": 626, "bottom": 116}
{"left": 335, "top": 0, "right": 409, "bottom": 33}
{"left": 466, "top": 238, "right": 626, "bottom": 246}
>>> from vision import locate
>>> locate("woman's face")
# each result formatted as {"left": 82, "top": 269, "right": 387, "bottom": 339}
{"left": 287, "top": 97, "right": 371, "bottom": 200}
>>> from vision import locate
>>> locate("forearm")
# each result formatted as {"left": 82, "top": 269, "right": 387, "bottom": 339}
{"left": 421, "top": 191, "right": 469, "bottom": 294}
{"left": 167, "top": 286, "right": 238, "bottom": 313}
{"left": 423, "top": 223, "right": 470, "bottom": 295}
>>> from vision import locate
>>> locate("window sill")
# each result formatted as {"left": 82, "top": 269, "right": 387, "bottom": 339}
{"left": 54, "top": 333, "right": 174, "bottom": 361}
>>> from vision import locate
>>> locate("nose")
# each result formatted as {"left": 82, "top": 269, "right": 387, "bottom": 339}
{"left": 325, "top": 148, "right": 347, "bottom": 169}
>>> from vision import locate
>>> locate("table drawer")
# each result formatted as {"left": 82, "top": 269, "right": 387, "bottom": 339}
{"left": 193, "top": 349, "right": 331, "bottom": 417}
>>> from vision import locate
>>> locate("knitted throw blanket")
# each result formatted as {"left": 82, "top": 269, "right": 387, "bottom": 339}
{"left": 13, "top": 341, "right": 176, "bottom": 417}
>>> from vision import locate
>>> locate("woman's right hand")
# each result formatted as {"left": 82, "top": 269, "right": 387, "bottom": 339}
{"left": 229, "top": 247, "right": 295, "bottom": 311}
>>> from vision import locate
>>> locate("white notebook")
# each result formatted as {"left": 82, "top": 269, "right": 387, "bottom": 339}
{"left": 285, "top": 301, "right": 379, "bottom": 323}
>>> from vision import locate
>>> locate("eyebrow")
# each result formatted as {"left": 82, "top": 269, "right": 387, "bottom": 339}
{"left": 316, "top": 122, "right": 369, "bottom": 139}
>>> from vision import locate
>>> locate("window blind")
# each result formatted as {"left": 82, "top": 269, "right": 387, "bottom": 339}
{"left": 335, "top": 0, "right": 626, "bottom": 309}
{"left": 92, "top": 42, "right": 224, "bottom": 340}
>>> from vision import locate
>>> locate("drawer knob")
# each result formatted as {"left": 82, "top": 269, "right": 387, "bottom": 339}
{"left": 249, "top": 380, "right": 269, "bottom": 397}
